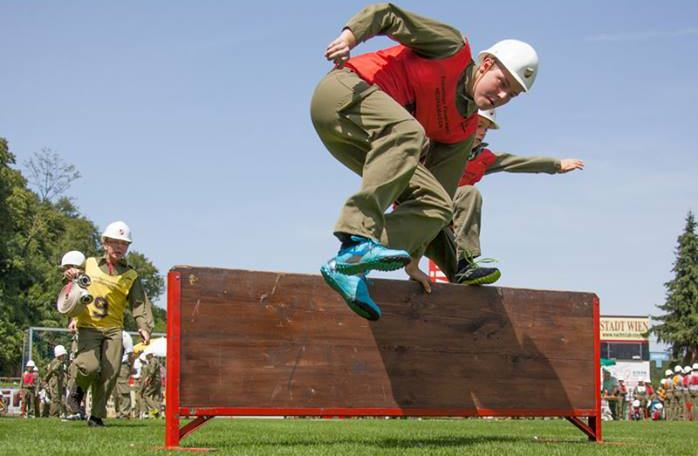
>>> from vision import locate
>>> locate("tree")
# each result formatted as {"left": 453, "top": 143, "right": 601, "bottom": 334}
{"left": 23, "top": 147, "right": 81, "bottom": 202}
{"left": 651, "top": 211, "right": 698, "bottom": 363}
{"left": 0, "top": 138, "right": 166, "bottom": 375}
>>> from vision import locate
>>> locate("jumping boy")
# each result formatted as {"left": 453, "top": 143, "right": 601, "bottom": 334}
{"left": 311, "top": 3, "right": 539, "bottom": 320}
{"left": 422, "top": 108, "right": 584, "bottom": 286}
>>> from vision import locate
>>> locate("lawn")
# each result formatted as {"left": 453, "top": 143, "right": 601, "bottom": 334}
{"left": 0, "top": 417, "right": 695, "bottom": 455}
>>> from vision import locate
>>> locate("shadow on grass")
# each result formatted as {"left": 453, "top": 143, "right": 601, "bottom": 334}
{"left": 195, "top": 434, "right": 527, "bottom": 450}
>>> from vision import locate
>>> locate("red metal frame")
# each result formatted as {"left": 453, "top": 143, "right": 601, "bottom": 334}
{"left": 592, "top": 295, "right": 602, "bottom": 442}
{"left": 164, "top": 271, "right": 603, "bottom": 448}
{"left": 165, "top": 271, "right": 182, "bottom": 448}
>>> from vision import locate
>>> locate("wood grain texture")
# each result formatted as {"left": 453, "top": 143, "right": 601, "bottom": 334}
{"left": 173, "top": 267, "right": 596, "bottom": 411}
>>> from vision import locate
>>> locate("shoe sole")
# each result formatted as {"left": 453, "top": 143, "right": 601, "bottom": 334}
{"left": 335, "top": 255, "right": 411, "bottom": 276}
{"left": 458, "top": 270, "right": 501, "bottom": 286}
{"left": 320, "top": 267, "right": 381, "bottom": 321}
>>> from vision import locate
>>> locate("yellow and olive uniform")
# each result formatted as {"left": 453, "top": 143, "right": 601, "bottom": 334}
{"left": 44, "top": 358, "right": 67, "bottom": 417}
{"left": 73, "top": 256, "right": 153, "bottom": 420}
{"left": 426, "top": 146, "right": 563, "bottom": 281}
{"left": 311, "top": 3, "right": 477, "bottom": 257}
{"left": 114, "top": 354, "right": 132, "bottom": 418}
{"left": 112, "top": 353, "right": 134, "bottom": 419}
{"left": 134, "top": 372, "right": 146, "bottom": 418}
{"left": 672, "top": 375, "right": 685, "bottom": 420}
{"left": 142, "top": 357, "right": 162, "bottom": 416}
{"left": 662, "top": 378, "right": 673, "bottom": 420}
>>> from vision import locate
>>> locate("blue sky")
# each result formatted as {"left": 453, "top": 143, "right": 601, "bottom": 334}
{"left": 2, "top": 1, "right": 697, "bottom": 339}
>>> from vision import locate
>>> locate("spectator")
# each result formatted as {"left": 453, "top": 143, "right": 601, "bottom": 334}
{"left": 20, "top": 361, "right": 38, "bottom": 418}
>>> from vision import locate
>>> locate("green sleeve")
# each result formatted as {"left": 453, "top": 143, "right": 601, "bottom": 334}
{"left": 128, "top": 276, "right": 154, "bottom": 334}
{"left": 485, "top": 152, "right": 561, "bottom": 175}
{"left": 345, "top": 3, "right": 464, "bottom": 58}
{"left": 44, "top": 361, "right": 57, "bottom": 382}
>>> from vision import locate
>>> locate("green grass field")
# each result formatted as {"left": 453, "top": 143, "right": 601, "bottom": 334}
{"left": 0, "top": 417, "right": 696, "bottom": 455}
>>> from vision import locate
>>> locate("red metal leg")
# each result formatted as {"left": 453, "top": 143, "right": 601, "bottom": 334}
{"left": 565, "top": 416, "right": 601, "bottom": 442}
{"left": 180, "top": 416, "right": 215, "bottom": 440}
{"left": 165, "top": 271, "right": 182, "bottom": 448}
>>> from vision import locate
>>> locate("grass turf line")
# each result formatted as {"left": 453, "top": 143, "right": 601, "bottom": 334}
{"left": 0, "top": 418, "right": 696, "bottom": 455}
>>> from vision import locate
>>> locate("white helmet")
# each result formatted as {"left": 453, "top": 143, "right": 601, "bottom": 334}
{"left": 54, "top": 345, "right": 67, "bottom": 358}
{"left": 61, "top": 250, "right": 86, "bottom": 268}
{"left": 33, "top": 366, "right": 39, "bottom": 372}
{"left": 693, "top": 363, "right": 698, "bottom": 371}
{"left": 617, "top": 377, "right": 624, "bottom": 382}
{"left": 674, "top": 365, "right": 683, "bottom": 373}
{"left": 683, "top": 366, "right": 692, "bottom": 374}
{"left": 26, "top": 360, "right": 36, "bottom": 368}
{"left": 478, "top": 39, "right": 539, "bottom": 92}
{"left": 477, "top": 109, "right": 500, "bottom": 130}
{"left": 101, "top": 221, "right": 132, "bottom": 243}
{"left": 655, "top": 403, "right": 664, "bottom": 410}
{"left": 665, "top": 369, "right": 673, "bottom": 377}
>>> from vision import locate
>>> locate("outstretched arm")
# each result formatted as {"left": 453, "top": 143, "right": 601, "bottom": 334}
{"left": 485, "top": 152, "right": 584, "bottom": 175}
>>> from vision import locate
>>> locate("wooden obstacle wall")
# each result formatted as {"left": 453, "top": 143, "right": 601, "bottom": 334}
{"left": 166, "top": 267, "right": 601, "bottom": 447}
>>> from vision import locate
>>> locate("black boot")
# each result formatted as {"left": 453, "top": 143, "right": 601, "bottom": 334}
{"left": 455, "top": 257, "right": 501, "bottom": 285}
{"left": 87, "top": 416, "right": 105, "bottom": 427}
{"left": 66, "top": 385, "right": 84, "bottom": 414}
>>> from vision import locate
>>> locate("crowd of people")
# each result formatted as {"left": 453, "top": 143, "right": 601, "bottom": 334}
{"left": 601, "top": 364, "right": 698, "bottom": 421}
{"left": 18, "top": 332, "right": 163, "bottom": 420}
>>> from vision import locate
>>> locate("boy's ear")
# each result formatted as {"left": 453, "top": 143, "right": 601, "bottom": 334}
{"left": 478, "top": 56, "right": 495, "bottom": 74}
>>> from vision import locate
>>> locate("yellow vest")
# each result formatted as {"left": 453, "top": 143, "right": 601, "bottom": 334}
{"left": 76, "top": 257, "right": 138, "bottom": 329}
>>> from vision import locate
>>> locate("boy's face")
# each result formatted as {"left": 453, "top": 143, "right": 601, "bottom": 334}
{"left": 103, "top": 238, "right": 130, "bottom": 263}
{"left": 473, "top": 57, "right": 523, "bottom": 109}
{"left": 473, "top": 116, "right": 492, "bottom": 147}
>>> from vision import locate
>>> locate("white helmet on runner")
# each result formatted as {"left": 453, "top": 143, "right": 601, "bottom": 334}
{"left": 693, "top": 363, "right": 698, "bottom": 371}
{"left": 54, "top": 345, "right": 67, "bottom": 358}
{"left": 675, "top": 365, "right": 683, "bottom": 373}
{"left": 665, "top": 369, "right": 673, "bottom": 377}
{"left": 478, "top": 39, "right": 539, "bottom": 92}
{"left": 26, "top": 360, "right": 36, "bottom": 368}
{"left": 61, "top": 250, "right": 86, "bottom": 268}
{"left": 478, "top": 109, "right": 500, "bottom": 130}
{"left": 684, "top": 366, "right": 692, "bottom": 374}
{"left": 102, "top": 221, "right": 132, "bottom": 243}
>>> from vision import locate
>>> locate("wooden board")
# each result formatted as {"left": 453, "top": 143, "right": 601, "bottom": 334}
{"left": 172, "top": 266, "right": 597, "bottom": 412}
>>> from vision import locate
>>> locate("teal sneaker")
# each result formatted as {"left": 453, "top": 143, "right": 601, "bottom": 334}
{"left": 334, "top": 236, "right": 411, "bottom": 275}
{"left": 320, "top": 260, "right": 381, "bottom": 320}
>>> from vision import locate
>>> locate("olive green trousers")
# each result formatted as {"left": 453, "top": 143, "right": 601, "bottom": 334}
{"left": 311, "top": 68, "right": 469, "bottom": 256}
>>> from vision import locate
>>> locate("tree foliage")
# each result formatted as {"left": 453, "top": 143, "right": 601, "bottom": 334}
{"left": 651, "top": 211, "right": 698, "bottom": 363}
{"left": 23, "top": 147, "right": 81, "bottom": 202}
{"left": 0, "top": 138, "right": 166, "bottom": 376}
